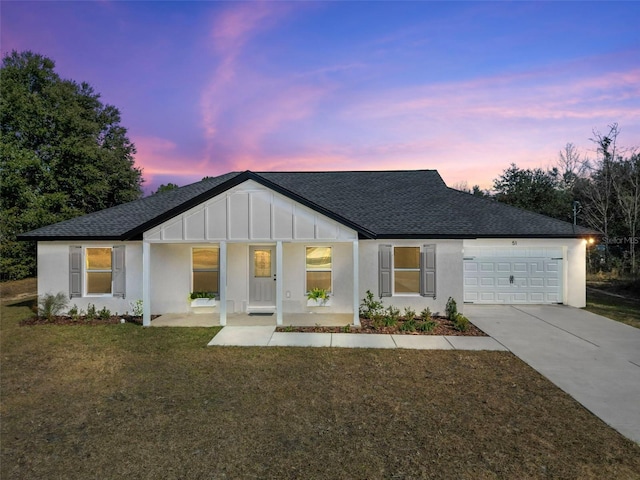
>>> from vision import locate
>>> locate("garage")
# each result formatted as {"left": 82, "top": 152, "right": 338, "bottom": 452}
{"left": 463, "top": 247, "right": 563, "bottom": 304}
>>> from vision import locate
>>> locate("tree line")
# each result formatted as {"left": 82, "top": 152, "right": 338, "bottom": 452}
{"left": 456, "top": 124, "right": 639, "bottom": 276}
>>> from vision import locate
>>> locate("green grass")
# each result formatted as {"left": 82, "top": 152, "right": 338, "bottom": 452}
{"left": 586, "top": 288, "right": 640, "bottom": 328}
{"left": 2, "top": 303, "right": 640, "bottom": 479}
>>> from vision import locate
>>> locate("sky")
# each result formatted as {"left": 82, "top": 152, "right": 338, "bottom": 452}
{"left": 2, "top": 1, "right": 639, "bottom": 194}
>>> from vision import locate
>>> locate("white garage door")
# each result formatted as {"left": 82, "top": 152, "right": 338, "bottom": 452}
{"left": 464, "top": 249, "right": 563, "bottom": 304}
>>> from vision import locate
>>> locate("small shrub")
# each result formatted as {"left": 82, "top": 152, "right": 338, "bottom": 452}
{"left": 68, "top": 304, "right": 79, "bottom": 321}
{"left": 417, "top": 320, "right": 436, "bottom": 332}
{"left": 86, "top": 303, "right": 97, "bottom": 321}
{"left": 38, "top": 292, "right": 68, "bottom": 321}
{"left": 383, "top": 305, "right": 400, "bottom": 327}
{"left": 372, "top": 313, "right": 384, "bottom": 329}
{"left": 284, "top": 325, "right": 295, "bottom": 332}
{"left": 445, "top": 297, "right": 458, "bottom": 321}
{"left": 400, "top": 318, "right": 416, "bottom": 332}
{"left": 403, "top": 307, "right": 416, "bottom": 321}
{"left": 98, "top": 306, "right": 111, "bottom": 320}
{"left": 130, "top": 300, "right": 143, "bottom": 317}
{"left": 420, "top": 307, "right": 432, "bottom": 322}
{"left": 454, "top": 313, "right": 470, "bottom": 332}
{"left": 359, "top": 290, "right": 384, "bottom": 319}
{"left": 342, "top": 324, "right": 351, "bottom": 333}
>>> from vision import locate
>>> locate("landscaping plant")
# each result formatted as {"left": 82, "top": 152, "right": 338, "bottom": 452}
{"left": 445, "top": 297, "right": 458, "bottom": 320}
{"left": 359, "top": 290, "right": 384, "bottom": 319}
{"left": 37, "top": 292, "right": 68, "bottom": 321}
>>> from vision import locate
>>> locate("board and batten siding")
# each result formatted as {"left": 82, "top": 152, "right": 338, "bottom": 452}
{"left": 144, "top": 180, "right": 357, "bottom": 243}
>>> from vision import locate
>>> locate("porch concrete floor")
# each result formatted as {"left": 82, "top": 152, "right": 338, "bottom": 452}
{"left": 150, "top": 312, "right": 354, "bottom": 327}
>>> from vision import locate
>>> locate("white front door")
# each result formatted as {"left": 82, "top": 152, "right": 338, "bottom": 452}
{"left": 249, "top": 246, "right": 276, "bottom": 308}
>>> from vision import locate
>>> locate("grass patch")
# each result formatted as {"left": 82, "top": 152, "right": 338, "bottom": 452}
{"left": 586, "top": 287, "right": 640, "bottom": 329}
{"left": 2, "top": 304, "right": 639, "bottom": 479}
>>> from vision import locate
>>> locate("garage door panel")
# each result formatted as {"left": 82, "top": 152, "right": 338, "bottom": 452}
{"left": 480, "top": 278, "right": 495, "bottom": 286}
{"left": 529, "top": 278, "right": 544, "bottom": 287}
{"left": 464, "top": 255, "right": 563, "bottom": 305}
{"left": 512, "top": 262, "right": 528, "bottom": 273}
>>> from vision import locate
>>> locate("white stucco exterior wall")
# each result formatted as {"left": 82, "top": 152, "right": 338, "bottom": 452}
{"left": 358, "top": 240, "right": 464, "bottom": 315}
{"left": 37, "top": 241, "right": 143, "bottom": 315}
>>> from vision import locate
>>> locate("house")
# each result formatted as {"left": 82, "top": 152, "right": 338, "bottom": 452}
{"left": 19, "top": 170, "right": 595, "bottom": 327}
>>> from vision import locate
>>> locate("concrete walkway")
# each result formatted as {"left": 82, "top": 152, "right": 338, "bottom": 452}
{"left": 465, "top": 305, "right": 640, "bottom": 444}
{"left": 207, "top": 326, "right": 507, "bottom": 350}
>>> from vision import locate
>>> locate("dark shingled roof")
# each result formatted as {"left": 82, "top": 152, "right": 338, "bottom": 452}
{"left": 18, "top": 170, "right": 595, "bottom": 240}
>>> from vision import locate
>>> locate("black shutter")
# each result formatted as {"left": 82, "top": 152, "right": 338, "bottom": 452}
{"left": 379, "top": 244, "right": 392, "bottom": 297}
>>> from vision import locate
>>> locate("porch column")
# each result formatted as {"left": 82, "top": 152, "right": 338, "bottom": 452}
{"left": 219, "top": 241, "right": 227, "bottom": 326}
{"left": 353, "top": 240, "right": 360, "bottom": 326}
{"left": 276, "top": 241, "right": 283, "bottom": 325}
{"left": 142, "top": 240, "right": 151, "bottom": 327}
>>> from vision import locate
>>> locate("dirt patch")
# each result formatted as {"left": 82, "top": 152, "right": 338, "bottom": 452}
{"left": 0, "top": 278, "right": 37, "bottom": 305}
{"left": 277, "top": 316, "right": 487, "bottom": 336}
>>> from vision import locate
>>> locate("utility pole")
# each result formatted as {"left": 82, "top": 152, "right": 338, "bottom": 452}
{"left": 573, "top": 201, "right": 581, "bottom": 226}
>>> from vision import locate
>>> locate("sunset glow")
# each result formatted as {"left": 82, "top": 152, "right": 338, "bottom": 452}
{"left": 2, "top": 1, "right": 638, "bottom": 193}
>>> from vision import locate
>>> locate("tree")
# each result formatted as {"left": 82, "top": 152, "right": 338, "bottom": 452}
{"left": 451, "top": 181, "right": 489, "bottom": 197}
{"left": 152, "top": 183, "right": 180, "bottom": 195}
{"left": 492, "top": 164, "right": 572, "bottom": 221}
{"left": 611, "top": 152, "right": 640, "bottom": 274}
{"left": 0, "top": 51, "right": 143, "bottom": 280}
{"left": 577, "top": 124, "right": 621, "bottom": 265}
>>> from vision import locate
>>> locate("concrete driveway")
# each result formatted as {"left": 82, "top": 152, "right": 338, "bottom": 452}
{"left": 466, "top": 304, "right": 640, "bottom": 444}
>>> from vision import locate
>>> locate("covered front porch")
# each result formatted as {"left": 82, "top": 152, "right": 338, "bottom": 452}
{"left": 150, "top": 312, "right": 355, "bottom": 327}
{"left": 140, "top": 179, "right": 363, "bottom": 328}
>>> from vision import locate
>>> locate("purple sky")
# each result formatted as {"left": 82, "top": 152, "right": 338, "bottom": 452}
{"left": 2, "top": 1, "right": 639, "bottom": 194}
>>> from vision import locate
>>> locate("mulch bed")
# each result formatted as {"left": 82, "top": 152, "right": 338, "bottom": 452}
{"left": 20, "top": 315, "right": 146, "bottom": 326}
{"left": 277, "top": 316, "right": 487, "bottom": 336}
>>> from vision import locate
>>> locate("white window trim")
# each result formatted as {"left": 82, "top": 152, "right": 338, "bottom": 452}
{"left": 305, "top": 245, "right": 333, "bottom": 294}
{"left": 84, "top": 246, "right": 113, "bottom": 297}
{"left": 191, "top": 246, "right": 220, "bottom": 295}
{"left": 392, "top": 245, "right": 421, "bottom": 296}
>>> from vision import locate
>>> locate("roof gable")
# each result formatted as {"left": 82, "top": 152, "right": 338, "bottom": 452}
{"left": 144, "top": 180, "right": 358, "bottom": 242}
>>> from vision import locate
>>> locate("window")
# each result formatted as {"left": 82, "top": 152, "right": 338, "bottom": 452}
{"left": 306, "top": 246, "right": 332, "bottom": 292}
{"left": 379, "top": 244, "right": 436, "bottom": 298}
{"left": 69, "top": 245, "right": 125, "bottom": 299}
{"left": 192, "top": 247, "right": 219, "bottom": 295}
{"left": 86, "top": 247, "right": 113, "bottom": 295}
{"left": 394, "top": 247, "right": 420, "bottom": 294}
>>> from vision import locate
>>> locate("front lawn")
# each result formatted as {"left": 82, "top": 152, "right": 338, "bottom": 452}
{"left": 2, "top": 303, "right": 639, "bottom": 479}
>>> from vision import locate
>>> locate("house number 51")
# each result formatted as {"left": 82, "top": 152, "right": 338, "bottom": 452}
{"left": 512, "top": 240, "right": 518, "bottom": 246}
